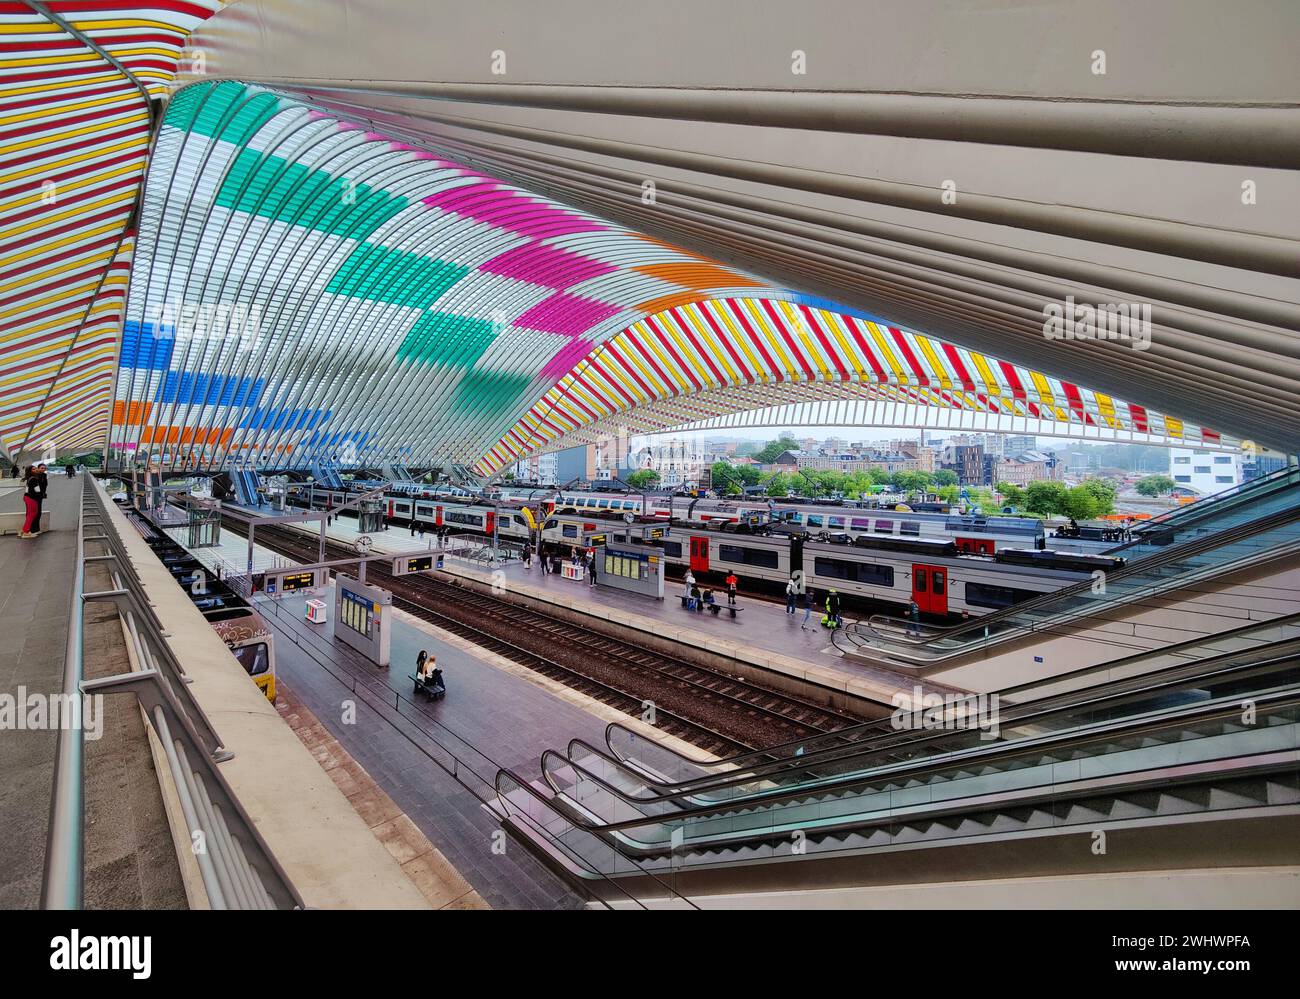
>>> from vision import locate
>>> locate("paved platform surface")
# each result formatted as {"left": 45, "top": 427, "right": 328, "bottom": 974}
{"left": 0, "top": 476, "right": 80, "bottom": 907}
{"left": 273, "top": 511, "right": 957, "bottom": 703}
{"left": 252, "top": 583, "right": 597, "bottom": 909}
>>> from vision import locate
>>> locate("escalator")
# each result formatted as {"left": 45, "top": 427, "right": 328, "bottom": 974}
{"left": 535, "top": 617, "right": 1300, "bottom": 826}
{"left": 494, "top": 631, "right": 1300, "bottom": 884}
{"left": 834, "top": 496, "right": 1300, "bottom": 671}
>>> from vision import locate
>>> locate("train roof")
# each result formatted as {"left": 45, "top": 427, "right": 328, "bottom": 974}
{"left": 209, "top": 609, "right": 273, "bottom": 645}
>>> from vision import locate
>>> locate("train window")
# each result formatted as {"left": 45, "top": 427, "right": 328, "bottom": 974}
{"left": 719, "top": 544, "right": 779, "bottom": 568}
{"left": 915, "top": 568, "right": 928, "bottom": 592}
{"left": 851, "top": 518, "right": 872, "bottom": 531}
{"left": 807, "top": 515, "right": 824, "bottom": 527}
{"left": 965, "top": 582, "right": 1037, "bottom": 609}
{"left": 562, "top": 525, "right": 578, "bottom": 538}
{"left": 597, "top": 500, "right": 609, "bottom": 509}
{"left": 660, "top": 541, "right": 683, "bottom": 557}
{"left": 874, "top": 519, "right": 894, "bottom": 534}
{"left": 900, "top": 521, "right": 921, "bottom": 536}
{"left": 231, "top": 642, "right": 270, "bottom": 676}
{"left": 829, "top": 517, "right": 845, "bottom": 528}
{"left": 813, "top": 557, "right": 893, "bottom": 587}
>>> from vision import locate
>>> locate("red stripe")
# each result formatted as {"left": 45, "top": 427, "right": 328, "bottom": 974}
{"left": 843, "top": 318, "right": 888, "bottom": 383}
{"left": 644, "top": 314, "right": 702, "bottom": 392}
{"left": 697, "top": 301, "right": 753, "bottom": 384}
{"left": 760, "top": 299, "right": 814, "bottom": 379}
{"left": 724, "top": 299, "right": 783, "bottom": 383}
{"left": 1128, "top": 403, "right": 1149, "bottom": 432}
{"left": 626, "top": 329, "right": 679, "bottom": 395}
{"left": 998, "top": 360, "right": 1028, "bottom": 401}
{"left": 668, "top": 306, "right": 727, "bottom": 387}
{"left": 798, "top": 305, "right": 848, "bottom": 380}
{"left": 601, "top": 342, "right": 656, "bottom": 399}
{"left": 887, "top": 326, "right": 929, "bottom": 385}
{"left": 940, "top": 343, "right": 977, "bottom": 391}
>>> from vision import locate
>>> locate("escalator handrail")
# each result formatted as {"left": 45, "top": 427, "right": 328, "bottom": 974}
{"left": 849, "top": 503, "right": 1300, "bottom": 659}
{"left": 1120, "top": 466, "right": 1299, "bottom": 539}
{"left": 604, "top": 612, "right": 1300, "bottom": 781}
{"left": 565, "top": 685, "right": 1300, "bottom": 836}
{"left": 560, "top": 647, "right": 1300, "bottom": 810}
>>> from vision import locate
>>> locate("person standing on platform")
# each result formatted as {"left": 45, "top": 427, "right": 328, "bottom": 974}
{"left": 785, "top": 577, "right": 798, "bottom": 615}
{"left": 825, "top": 588, "right": 842, "bottom": 629}
{"left": 410, "top": 521, "right": 416, "bottom": 537}
{"left": 18, "top": 466, "right": 41, "bottom": 538}
{"left": 908, "top": 598, "right": 921, "bottom": 636}
{"left": 588, "top": 554, "right": 597, "bottom": 587}
{"left": 683, "top": 569, "right": 695, "bottom": 600}
{"left": 801, "top": 587, "right": 816, "bottom": 629}
{"left": 725, "top": 571, "right": 738, "bottom": 606}
{"left": 33, "top": 463, "right": 48, "bottom": 528}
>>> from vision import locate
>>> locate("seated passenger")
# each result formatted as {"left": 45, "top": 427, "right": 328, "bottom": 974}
{"left": 428, "top": 666, "right": 444, "bottom": 690}
{"left": 688, "top": 584, "right": 701, "bottom": 610}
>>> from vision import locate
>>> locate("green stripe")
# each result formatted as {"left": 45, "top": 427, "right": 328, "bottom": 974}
{"left": 398, "top": 312, "right": 497, "bottom": 366}
{"left": 215, "top": 148, "right": 407, "bottom": 239}
{"left": 453, "top": 369, "right": 532, "bottom": 415}
{"left": 167, "top": 81, "right": 282, "bottom": 146}
{"left": 326, "top": 243, "right": 469, "bottom": 309}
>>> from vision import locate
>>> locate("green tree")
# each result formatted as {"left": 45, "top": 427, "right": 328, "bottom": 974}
{"left": 625, "top": 469, "right": 661, "bottom": 489}
{"left": 765, "top": 472, "right": 798, "bottom": 497}
{"left": 933, "top": 469, "right": 958, "bottom": 487}
{"left": 1136, "top": 474, "right": 1176, "bottom": 497}
{"left": 996, "top": 482, "right": 1026, "bottom": 509}
{"left": 754, "top": 433, "right": 800, "bottom": 464}
{"left": 1024, "top": 480, "right": 1069, "bottom": 516}
{"left": 1060, "top": 485, "right": 1104, "bottom": 521}
{"left": 1081, "top": 477, "right": 1117, "bottom": 514}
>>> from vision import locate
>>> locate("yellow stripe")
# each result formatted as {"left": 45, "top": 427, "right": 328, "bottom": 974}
{"left": 659, "top": 311, "right": 716, "bottom": 389}
{"left": 0, "top": 137, "right": 144, "bottom": 185}
{"left": 679, "top": 302, "right": 740, "bottom": 385}
{"left": 865, "top": 322, "right": 905, "bottom": 382}
{"left": 912, "top": 334, "right": 951, "bottom": 390}
{"left": 3, "top": 46, "right": 179, "bottom": 69}
{"left": 1095, "top": 392, "right": 1118, "bottom": 428}
{"left": 0, "top": 72, "right": 126, "bottom": 99}
{"left": 0, "top": 247, "right": 117, "bottom": 299}
{"left": 615, "top": 326, "right": 670, "bottom": 398}
{"left": 777, "top": 300, "right": 830, "bottom": 381}
{"left": 816, "top": 309, "right": 865, "bottom": 379}
{"left": 640, "top": 317, "right": 691, "bottom": 394}
{"left": 1, "top": 163, "right": 142, "bottom": 216}
{"left": 711, "top": 300, "right": 766, "bottom": 384}
{"left": 0, "top": 190, "right": 134, "bottom": 241}
{"left": 739, "top": 299, "right": 796, "bottom": 379}
{"left": 3, "top": 109, "right": 150, "bottom": 158}
{"left": 0, "top": 90, "right": 139, "bottom": 128}
{"left": 967, "top": 350, "right": 1001, "bottom": 396}
{"left": 0, "top": 219, "right": 123, "bottom": 269}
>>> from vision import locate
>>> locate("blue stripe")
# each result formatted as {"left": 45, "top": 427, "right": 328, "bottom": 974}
{"left": 155, "top": 373, "right": 264, "bottom": 407}
{"left": 120, "top": 321, "right": 175, "bottom": 371}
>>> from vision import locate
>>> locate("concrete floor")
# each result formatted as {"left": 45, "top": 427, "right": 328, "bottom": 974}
{"left": 255, "top": 586, "right": 595, "bottom": 909}
{"left": 0, "top": 477, "right": 80, "bottom": 906}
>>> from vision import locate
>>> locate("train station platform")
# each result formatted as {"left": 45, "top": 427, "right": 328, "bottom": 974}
{"left": 0, "top": 476, "right": 80, "bottom": 907}
{"left": 228, "top": 581, "right": 720, "bottom": 907}
{"left": 269, "top": 513, "right": 960, "bottom": 706}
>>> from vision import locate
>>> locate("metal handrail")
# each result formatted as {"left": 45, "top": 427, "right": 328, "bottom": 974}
{"left": 40, "top": 476, "right": 87, "bottom": 909}
{"left": 41, "top": 477, "right": 304, "bottom": 909}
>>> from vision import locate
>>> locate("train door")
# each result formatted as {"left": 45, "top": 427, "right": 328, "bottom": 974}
{"left": 485, "top": 511, "right": 496, "bottom": 536}
{"left": 689, "top": 536, "right": 710, "bottom": 573}
{"left": 435, "top": 505, "right": 443, "bottom": 527}
{"left": 912, "top": 563, "right": 949, "bottom": 615}
{"left": 387, "top": 499, "right": 396, "bottom": 518}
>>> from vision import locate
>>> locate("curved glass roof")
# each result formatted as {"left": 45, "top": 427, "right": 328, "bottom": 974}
{"left": 0, "top": 0, "right": 219, "bottom": 460}
{"left": 107, "top": 80, "right": 1233, "bottom": 476}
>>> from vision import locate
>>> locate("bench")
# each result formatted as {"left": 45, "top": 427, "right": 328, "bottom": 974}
{"left": 408, "top": 673, "right": 446, "bottom": 701}
{"left": 679, "top": 595, "right": 743, "bottom": 619}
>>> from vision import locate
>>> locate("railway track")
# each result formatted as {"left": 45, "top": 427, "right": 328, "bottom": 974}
{"left": 224, "top": 517, "right": 874, "bottom": 754}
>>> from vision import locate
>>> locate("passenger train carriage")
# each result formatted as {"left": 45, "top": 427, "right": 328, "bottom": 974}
{"left": 305, "top": 485, "right": 1048, "bottom": 552}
